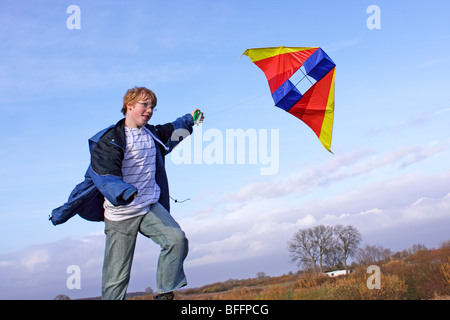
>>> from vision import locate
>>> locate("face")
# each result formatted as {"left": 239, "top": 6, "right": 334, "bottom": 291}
{"left": 125, "top": 98, "right": 156, "bottom": 129}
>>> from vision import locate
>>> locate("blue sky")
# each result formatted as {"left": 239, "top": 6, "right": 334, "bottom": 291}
{"left": 1, "top": 0, "right": 450, "bottom": 299}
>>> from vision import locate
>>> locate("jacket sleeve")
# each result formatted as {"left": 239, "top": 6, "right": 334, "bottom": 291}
{"left": 164, "top": 113, "right": 194, "bottom": 154}
{"left": 88, "top": 166, "right": 137, "bottom": 206}
{"left": 90, "top": 135, "right": 137, "bottom": 206}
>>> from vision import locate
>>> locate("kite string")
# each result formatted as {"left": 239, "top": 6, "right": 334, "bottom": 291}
{"left": 205, "top": 91, "right": 270, "bottom": 118}
{"left": 170, "top": 196, "right": 191, "bottom": 204}
{"left": 204, "top": 66, "right": 314, "bottom": 119}
{"left": 206, "top": 69, "right": 313, "bottom": 119}
{"left": 168, "top": 92, "right": 269, "bottom": 205}
{"left": 196, "top": 64, "right": 320, "bottom": 122}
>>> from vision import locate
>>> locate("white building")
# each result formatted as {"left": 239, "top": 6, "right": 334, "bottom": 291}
{"left": 324, "top": 269, "right": 349, "bottom": 277}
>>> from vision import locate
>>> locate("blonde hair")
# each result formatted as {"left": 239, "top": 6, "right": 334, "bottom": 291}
{"left": 121, "top": 87, "right": 157, "bottom": 116}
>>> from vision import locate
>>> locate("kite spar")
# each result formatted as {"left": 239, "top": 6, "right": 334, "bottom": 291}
{"left": 242, "top": 46, "right": 336, "bottom": 153}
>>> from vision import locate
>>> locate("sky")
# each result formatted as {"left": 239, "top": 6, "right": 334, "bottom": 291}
{"left": 0, "top": 0, "right": 450, "bottom": 299}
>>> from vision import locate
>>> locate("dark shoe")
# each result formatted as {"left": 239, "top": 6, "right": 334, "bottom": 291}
{"left": 153, "top": 291, "right": 174, "bottom": 300}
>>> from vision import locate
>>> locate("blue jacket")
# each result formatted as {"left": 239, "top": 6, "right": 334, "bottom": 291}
{"left": 49, "top": 114, "right": 194, "bottom": 226}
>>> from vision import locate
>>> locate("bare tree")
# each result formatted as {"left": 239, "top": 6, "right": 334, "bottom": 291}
{"left": 356, "top": 244, "right": 391, "bottom": 265}
{"left": 256, "top": 272, "right": 268, "bottom": 279}
{"left": 288, "top": 228, "right": 320, "bottom": 272}
{"left": 408, "top": 243, "right": 427, "bottom": 254}
{"left": 311, "top": 225, "right": 335, "bottom": 272}
{"left": 323, "top": 244, "right": 344, "bottom": 270}
{"left": 288, "top": 225, "right": 335, "bottom": 273}
{"left": 334, "top": 225, "right": 362, "bottom": 274}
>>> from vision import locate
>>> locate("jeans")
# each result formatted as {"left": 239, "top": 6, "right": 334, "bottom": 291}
{"left": 102, "top": 202, "right": 188, "bottom": 300}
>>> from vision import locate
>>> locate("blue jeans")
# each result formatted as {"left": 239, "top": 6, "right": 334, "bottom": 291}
{"left": 102, "top": 202, "right": 188, "bottom": 300}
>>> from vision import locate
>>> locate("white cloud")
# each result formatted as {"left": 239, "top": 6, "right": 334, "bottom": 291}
{"left": 182, "top": 161, "right": 450, "bottom": 272}
{"left": 403, "top": 192, "right": 450, "bottom": 221}
{"left": 204, "top": 142, "right": 447, "bottom": 210}
{"left": 359, "top": 208, "right": 383, "bottom": 216}
{"left": 0, "top": 233, "right": 105, "bottom": 299}
{"left": 177, "top": 143, "right": 450, "bottom": 270}
{"left": 21, "top": 250, "right": 50, "bottom": 272}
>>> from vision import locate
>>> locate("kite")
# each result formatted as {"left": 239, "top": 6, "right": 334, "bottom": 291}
{"left": 243, "top": 46, "right": 336, "bottom": 153}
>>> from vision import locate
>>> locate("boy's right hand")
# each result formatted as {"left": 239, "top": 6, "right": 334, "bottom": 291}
{"left": 192, "top": 108, "right": 204, "bottom": 124}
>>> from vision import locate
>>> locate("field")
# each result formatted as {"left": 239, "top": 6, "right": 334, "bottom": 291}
{"left": 131, "top": 244, "right": 450, "bottom": 300}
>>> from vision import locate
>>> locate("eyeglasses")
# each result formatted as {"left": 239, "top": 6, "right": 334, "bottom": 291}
{"left": 136, "top": 102, "right": 157, "bottom": 112}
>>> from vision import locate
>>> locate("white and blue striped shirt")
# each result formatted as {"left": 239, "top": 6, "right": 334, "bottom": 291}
{"left": 104, "top": 126, "right": 161, "bottom": 221}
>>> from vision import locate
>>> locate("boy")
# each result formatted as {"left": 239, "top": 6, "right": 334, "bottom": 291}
{"left": 50, "top": 87, "right": 203, "bottom": 300}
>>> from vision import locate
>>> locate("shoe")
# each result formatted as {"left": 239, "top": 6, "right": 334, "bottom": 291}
{"left": 153, "top": 291, "right": 174, "bottom": 300}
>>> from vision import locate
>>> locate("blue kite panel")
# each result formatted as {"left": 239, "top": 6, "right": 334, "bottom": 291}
{"left": 303, "top": 48, "right": 336, "bottom": 82}
{"left": 272, "top": 80, "right": 303, "bottom": 111}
